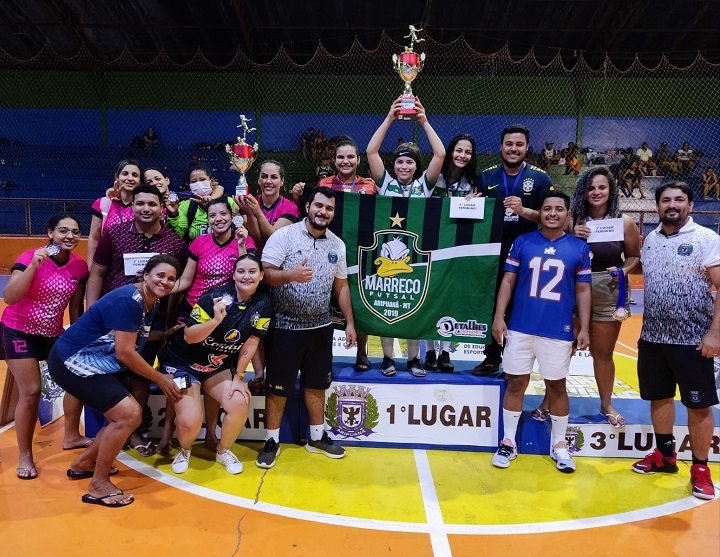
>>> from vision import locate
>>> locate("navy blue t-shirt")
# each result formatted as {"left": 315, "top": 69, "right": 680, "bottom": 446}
{"left": 54, "top": 284, "right": 158, "bottom": 377}
{"left": 478, "top": 162, "right": 554, "bottom": 253}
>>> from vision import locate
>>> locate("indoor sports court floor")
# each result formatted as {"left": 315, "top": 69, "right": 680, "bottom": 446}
{"left": 0, "top": 307, "right": 718, "bottom": 556}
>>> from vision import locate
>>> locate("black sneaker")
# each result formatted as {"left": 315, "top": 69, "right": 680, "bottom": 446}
{"left": 381, "top": 356, "right": 396, "bottom": 377}
{"left": 256, "top": 438, "right": 280, "bottom": 469}
{"left": 407, "top": 357, "right": 426, "bottom": 377}
{"left": 424, "top": 350, "right": 438, "bottom": 371}
{"left": 438, "top": 350, "right": 454, "bottom": 372}
{"left": 306, "top": 432, "right": 346, "bottom": 459}
{"left": 473, "top": 358, "right": 500, "bottom": 376}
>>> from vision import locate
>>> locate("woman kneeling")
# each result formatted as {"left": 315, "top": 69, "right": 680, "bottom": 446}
{"left": 162, "top": 254, "right": 273, "bottom": 475}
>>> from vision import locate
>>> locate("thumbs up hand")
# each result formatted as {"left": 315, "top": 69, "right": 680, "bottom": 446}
{"left": 290, "top": 256, "right": 313, "bottom": 283}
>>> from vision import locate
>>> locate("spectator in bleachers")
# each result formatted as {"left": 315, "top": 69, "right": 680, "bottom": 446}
{"left": 677, "top": 142, "right": 695, "bottom": 175}
{"left": 143, "top": 127, "right": 159, "bottom": 155}
{"left": 702, "top": 167, "right": 720, "bottom": 199}
{"left": 300, "top": 128, "right": 316, "bottom": 161}
{"left": 540, "top": 142, "right": 558, "bottom": 171}
{"left": 635, "top": 142, "right": 658, "bottom": 176}
{"left": 623, "top": 159, "right": 645, "bottom": 198}
{"left": 87, "top": 159, "right": 143, "bottom": 268}
{"left": 366, "top": 96, "right": 445, "bottom": 378}
{"left": 562, "top": 141, "right": 581, "bottom": 175}
{"left": 165, "top": 163, "right": 236, "bottom": 242}
{"left": 655, "top": 142, "right": 680, "bottom": 176}
{"left": 1, "top": 214, "right": 90, "bottom": 479}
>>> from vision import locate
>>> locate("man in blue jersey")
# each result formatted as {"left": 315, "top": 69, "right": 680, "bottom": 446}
{"left": 474, "top": 125, "right": 555, "bottom": 376}
{"left": 491, "top": 191, "right": 591, "bottom": 473}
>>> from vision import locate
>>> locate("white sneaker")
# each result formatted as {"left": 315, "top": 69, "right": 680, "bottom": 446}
{"left": 171, "top": 448, "right": 191, "bottom": 474}
{"left": 216, "top": 449, "right": 243, "bottom": 475}
{"left": 491, "top": 440, "right": 517, "bottom": 468}
{"left": 551, "top": 442, "right": 576, "bottom": 473}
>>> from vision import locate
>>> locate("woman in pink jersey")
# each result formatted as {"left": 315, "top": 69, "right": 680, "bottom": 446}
{"left": 240, "top": 160, "right": 300, "bottom": 250}
{"left": 159, "top": 198, "right": 255, "bottom": 454}
{"left": 0, "top": 214, "right": 90, "bottom": 479}
{"left": 87, "top": 159, "right": 143, "bottom": 266}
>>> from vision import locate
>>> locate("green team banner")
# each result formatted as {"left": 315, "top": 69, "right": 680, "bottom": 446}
{"left": 329, "top": 193, "right": 502, "bottom": 343}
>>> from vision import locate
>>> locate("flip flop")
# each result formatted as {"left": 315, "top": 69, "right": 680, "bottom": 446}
{"left": 531, "top": 407, "right": 550, "bottom": 422}
{"left": 81, "top": 491, "right": 133, "bottom": 508}
{"left": 354, "top": 355, "right": 371, "bottom": 372}
{"left": 602, "top": 412, "right": 626, "bottom": 430}
{"left": 17, "top": 465, "right": 38, "bottom": 480}
{"left": 67, "top": 467, "right": 119, "bottom": 480}
{"left": 63, "top": 438, "right": 94, "bottom": 450}
{"left": 131, "top": 440, "right": 157, "bottom": 457}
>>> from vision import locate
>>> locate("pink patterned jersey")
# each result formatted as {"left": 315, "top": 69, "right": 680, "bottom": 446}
{"left": 185, "top": 233, "right": 257, "bottom": 307}
{"left": 1, "top": 250, "right": 89, "bottom": 337}
{"left": 91, "top": 197, "right": 134, "bottom": 231}
{"left": 256, "top": 195, "right": 299, "bottom": 225}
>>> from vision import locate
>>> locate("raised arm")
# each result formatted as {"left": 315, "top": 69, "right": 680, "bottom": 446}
{"left": 414, "top": 98, "right": 446, "bottom": 185}
{"left": 366, "top": 98, "right": 402, "bottom": 183}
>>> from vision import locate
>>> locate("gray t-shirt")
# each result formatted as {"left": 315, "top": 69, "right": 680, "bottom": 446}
{"left": 641, "top": 217, "right": 720, "bottom": 345}
{"left": 262, "top": 219, "right": 347, "bottom": 330}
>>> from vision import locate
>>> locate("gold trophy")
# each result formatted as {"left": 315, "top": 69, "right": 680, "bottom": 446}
{"left": 392, "top": 25, "right": 426, "bottom": 120}
{"left": 225, "top": 115, "right": 258, "bottom": 196}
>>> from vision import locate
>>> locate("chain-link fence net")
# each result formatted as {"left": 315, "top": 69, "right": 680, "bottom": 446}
{"left": 0, "top": 33, "right": 718, "bottom": 235}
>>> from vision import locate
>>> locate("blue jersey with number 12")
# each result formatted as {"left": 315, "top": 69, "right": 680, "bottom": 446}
{"left": 504, "top": 231, "right": 591, "bottom": 341}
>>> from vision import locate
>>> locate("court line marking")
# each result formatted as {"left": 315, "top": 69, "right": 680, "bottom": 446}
{"left": 615, "top": 341, "right": 639, "bottom": 354}
{"left": 414, "top": 449, "right": 451, "bottom": 556}
{"left": 116, "top": 452, "right": 718, "bottom": 535}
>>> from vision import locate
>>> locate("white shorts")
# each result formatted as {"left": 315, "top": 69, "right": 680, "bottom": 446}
{"left": 503, "top": 330, "right": 573, "bottom": 380}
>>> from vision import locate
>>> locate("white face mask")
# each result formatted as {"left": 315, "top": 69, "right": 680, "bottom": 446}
{"left": 189, "top": 179, "right": 213, "bottom": 197}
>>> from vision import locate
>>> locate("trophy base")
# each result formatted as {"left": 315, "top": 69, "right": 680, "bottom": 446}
{"left": 398, "top": 95, "right": 417, "bottom": 120}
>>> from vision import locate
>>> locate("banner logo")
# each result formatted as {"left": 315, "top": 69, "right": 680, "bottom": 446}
{"left": 326, "top": 384, "right": 379, "bottom": 438}
{"left": 358, "top": 230, "right": 431, "bottom": 323}
{"left": 436, "top": 316, "right": 489, "bottom": 339}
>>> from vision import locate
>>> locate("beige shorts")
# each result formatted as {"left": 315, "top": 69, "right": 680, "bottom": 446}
{"left": 591, "top": 271, "right": 630, "bottom": 322}
{"left": 503, "top": 330, "right": 573, "bottom": 380}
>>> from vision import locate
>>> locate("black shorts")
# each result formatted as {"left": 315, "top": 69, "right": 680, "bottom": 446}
{"left": 160, "top": 362, "right": 228, "bottom": 385}
{"left": 0, "top": 322, "right": 57, "bottom": 361}
{"left": 637, "top": 339, "right": 719, "bottom": 409}
{"left": 264, "top": 325, "right": 334, "bottom": 396}
{"left": 47, "top": 347, "right": 132, "bottom": 414}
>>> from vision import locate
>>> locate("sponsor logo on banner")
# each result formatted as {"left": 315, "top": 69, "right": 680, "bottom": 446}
{"left": 325, "top": 384, "right": 379, "bottom": 438}
{"left": 359, "top": 231, "right": 431, "bottom": 323}
{"left": 436, "top": 316, "right": 488, "bottom": 339}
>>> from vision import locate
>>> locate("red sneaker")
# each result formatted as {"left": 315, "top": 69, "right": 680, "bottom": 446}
{"left": 632, "top": 449, "right": 679, "bottom": 474}
{"left": 690, "top": 464, "right": 716, "bottom": 500}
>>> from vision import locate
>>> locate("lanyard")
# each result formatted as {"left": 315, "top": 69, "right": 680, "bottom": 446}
{"left": 502, "top": 163, "right": 525, "bottom": 198}
{"left": 338, "top": 175, "right": 356, "bottom": 192}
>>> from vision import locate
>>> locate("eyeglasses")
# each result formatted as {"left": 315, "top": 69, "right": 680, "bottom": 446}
{"left": 55, "top": 227, "right": 81, "bottom": 236}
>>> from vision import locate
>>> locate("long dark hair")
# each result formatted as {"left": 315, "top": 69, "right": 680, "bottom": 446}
{"left": 571, "top": 166, "right": 619, "bottom": 224}
{"left": 441, "top": 134, "right": 477, "bottom": 186}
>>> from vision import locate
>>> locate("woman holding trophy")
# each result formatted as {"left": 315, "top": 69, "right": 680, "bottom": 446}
{"left": 366, "top": 97, "right": 445, "bottom": 377}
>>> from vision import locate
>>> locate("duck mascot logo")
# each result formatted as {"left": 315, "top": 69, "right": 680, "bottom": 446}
{"left": 358, "top": 230, "right": 431, "bottom": 324}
